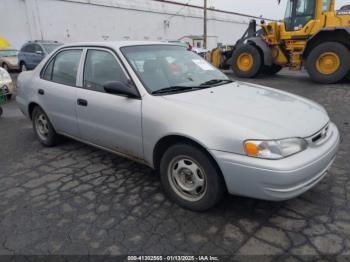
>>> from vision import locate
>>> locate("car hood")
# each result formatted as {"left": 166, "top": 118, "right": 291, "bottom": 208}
{"left": 162, "top": 81, "right": 329, "bottom": 138}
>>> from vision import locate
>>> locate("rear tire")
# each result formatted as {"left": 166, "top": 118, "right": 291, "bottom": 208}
{"left": 306, "top": 42, "right": 350, "bottom": 84}
{"left": 262, "top": 64, "right": 282, "bottom": 75}
{"left": 20, "top": 62, "right": 27, "bottom": 72}
{"left": 32, "top": 107, "right": 59, "bottom": 147}
{"left": 160, "top": 143, "right": 225, "bottom": 211}
{"left": 232, "top": 44, "right": 262, "bottom": 78}
{"left": 6, "top": 94, "right": 12, "bottom": 100}
{"left": 0, "top": 107, "right": 2, "bottom": 117}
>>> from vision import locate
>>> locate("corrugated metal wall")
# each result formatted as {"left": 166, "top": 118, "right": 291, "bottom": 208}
{"left": 0, "top": 0, "right": 258, "bottom": 49}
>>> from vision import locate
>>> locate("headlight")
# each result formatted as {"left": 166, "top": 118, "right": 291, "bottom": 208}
{"left": 0, "top": 68, "right": 12, "bottom": 82}
{"left": 244, "top": 138, "right": 308, "bottom": 159}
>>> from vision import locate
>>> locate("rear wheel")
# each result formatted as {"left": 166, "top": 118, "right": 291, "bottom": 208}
{"left": 20, "top": 62, "right": 27, "bottom": 72}
{"left": 262, "top": 64, "right": 282, "bottom": 75}
{"left": 232, "top": 44, "right": 262, "bottom": 78}
{"left": 32, "top": 107, "right": 59, "bottom": 147}
{"left": 160, "top": 143, "right": 225, "bottom": 211}
{"left": 306, "top": 42, "right": 350, "bottom": 84}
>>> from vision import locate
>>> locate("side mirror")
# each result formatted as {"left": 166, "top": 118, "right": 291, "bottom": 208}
{"left": 103, "top": 81, "right": 139, "bottom": 98}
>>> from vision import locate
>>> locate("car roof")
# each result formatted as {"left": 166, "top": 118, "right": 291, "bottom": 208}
{"left": 59, "top": 41, "right": 177, "bottom": 49}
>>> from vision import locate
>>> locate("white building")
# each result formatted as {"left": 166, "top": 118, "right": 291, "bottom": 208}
{"left": 0, "top": 0, "right": 269, "bottom": 49}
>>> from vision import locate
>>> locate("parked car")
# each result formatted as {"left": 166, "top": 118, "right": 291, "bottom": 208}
{"left": 0, "top": 48, "right": 20, "bottom": 71}
{"left": 16, "top": 42, "right": 340, "bottom": 211}
{"left": 18, "top": 40, "right": 63, "bottom": 71}
{"left": 0, "top": 67, "right": 14, "bottom": 99}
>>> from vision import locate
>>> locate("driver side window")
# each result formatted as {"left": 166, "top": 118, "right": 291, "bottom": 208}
{"left": 284, "top": 0, "right": 316, "bottom": 31}
{"left": 83, "top": 49, "right": 128, "bottom": 93}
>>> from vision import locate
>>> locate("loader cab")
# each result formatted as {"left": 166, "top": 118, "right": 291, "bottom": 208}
{"left": 284, "top": 0, "right": 318, "bottom": 31}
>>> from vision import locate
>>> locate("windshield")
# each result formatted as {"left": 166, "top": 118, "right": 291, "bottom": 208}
{"left": 0, "top": 50, "right": 18, "bottom": 57}
{"left": 284, "top": 0, "right": 316, "bottom": 31}
{"left": 42, "top": 44, "right": 62, "bottom": 54}
{"left": 121, "top": 45, "right": 230, "bottom": 94}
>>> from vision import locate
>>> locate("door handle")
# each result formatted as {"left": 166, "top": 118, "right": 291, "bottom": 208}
{"left": 77, "top": 98, "right": 88, "bottom": 107}
{"left": 38, "top": 89, "right": 44, "bottom": 95}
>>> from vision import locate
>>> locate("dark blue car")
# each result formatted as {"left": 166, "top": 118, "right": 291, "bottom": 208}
{"left": 18, "top": 40, "right": 63, "bottom": 71}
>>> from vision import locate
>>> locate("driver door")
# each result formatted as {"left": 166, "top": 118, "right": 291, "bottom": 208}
{"left": 281, "top": 0, "right": 317, "bottom": 37}
{"left": 76, "top": 48, "right": 143, "bottom": 160}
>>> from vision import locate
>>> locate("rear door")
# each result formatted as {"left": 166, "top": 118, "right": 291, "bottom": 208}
{"left": 32, "top": 44, "right": 45, "bottom": 66}
{"left": 76, "top": 48, "right": 143, "bottom": 159}
{"left": 38, "top": 48, "right": 83, "bottom": 137}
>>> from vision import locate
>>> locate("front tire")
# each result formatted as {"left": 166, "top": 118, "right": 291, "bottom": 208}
{"left": 232, "top": 44, "right": 262, "bottom": 78}
{"left": 306, "top": 42, "right": 350, "bottom": 84}
{"left": 2, "top": 63, "right": 9, "bottom": 72}
{"left": 160, "top": 143, "right": 225, "bottom": 211}
{"left": 262, "top": 64, "right": 282, "bottom": 75}
{"left": 32, "top": 107, "right": 59, "bottom": 147}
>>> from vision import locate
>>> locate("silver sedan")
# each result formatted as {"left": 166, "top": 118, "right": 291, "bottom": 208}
{"left": 16, "top": 42, "right": 340, "bottom": 211}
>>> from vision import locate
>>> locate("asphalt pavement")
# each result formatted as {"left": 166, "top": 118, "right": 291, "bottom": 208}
{"left": 0, "top": 70, "right": 349, "bottom": 259}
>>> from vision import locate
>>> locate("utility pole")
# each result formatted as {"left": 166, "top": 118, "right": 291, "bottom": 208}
{"left": 203, "top": 0, "right": 207, "bottom": 49}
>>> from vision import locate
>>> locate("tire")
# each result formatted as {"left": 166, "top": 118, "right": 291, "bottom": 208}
{"left": 32, "top": 106, "right": 59, "bottom": 147}
{"left": 2, "top": 63, "right": 9, "bottom": 72}
{"left": 6, "top": 94, "right": 12, "bottom": 100}
{"left": 20, "top": 62, "right": 27, "bottom": 72}
{"left": 262, "top": 64, "right": 282, "bottom": 75}
{"left": 159, "top": 143, "right": 225, "bottom": 211}
{"left": 232, "top": 44, "right": 263, "bottom": 78}
{"left": 306, "top": 42, "right": 350, "bottom": 84}
{"left": 0, "top": 107, "right": 2, "bottom": 117}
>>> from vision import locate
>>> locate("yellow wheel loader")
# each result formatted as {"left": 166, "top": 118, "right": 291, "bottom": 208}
{"left": 231, "top": 0, "right": 350, "bottom": 84}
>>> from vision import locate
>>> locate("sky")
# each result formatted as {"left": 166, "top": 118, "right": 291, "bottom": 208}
{"left": 175, "top": 0, "right": 349, "bottom": 19}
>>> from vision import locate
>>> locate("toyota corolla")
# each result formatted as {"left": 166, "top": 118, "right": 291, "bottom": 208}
{"left": 16, "top": 42, "right": 340, "bottom": 211}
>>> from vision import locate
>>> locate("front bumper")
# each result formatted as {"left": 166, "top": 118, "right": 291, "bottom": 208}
{"left": 1, "top": 81, "right": 15, "bottom": 94}
{"left": 211, "top": 122, "right": 340, "bottom": 201}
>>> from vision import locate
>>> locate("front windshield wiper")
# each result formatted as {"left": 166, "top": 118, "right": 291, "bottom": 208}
{"left": 200, "top": 79, "right": 233, "bottom": 87}
{"left": 152, "top": 86, "right": 200, "bottom": 95}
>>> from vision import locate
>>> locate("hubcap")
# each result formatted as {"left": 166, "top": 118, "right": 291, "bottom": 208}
{"left": 237, "top": 53, "right": 254, "bottom": 72}
{"left": 316, "top": 52, "right": 340, "bottom": 75}
{"left": 35, "top": 113, "right": 49, "bottom": 140}
{"left": 168, "top": 156, "right": 207, "bottom": 202}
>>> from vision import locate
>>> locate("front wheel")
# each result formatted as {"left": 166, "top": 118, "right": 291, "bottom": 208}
{"left": 262, "top": 64, "right": 282, "bottom": 75}
{"left": 160, "top": 143, "right": 225, "bottom": 211}
{"left": 2, "top": 63, "right": 9, "bottom": 72}
{"left": 306, "top": 42, "right": 350, "bottom": 84}
{"left": 32, "top": 107, "right": 59, "bottom": 147}
{"left": 232, "top": 44, "right": 262, "bottom": 78}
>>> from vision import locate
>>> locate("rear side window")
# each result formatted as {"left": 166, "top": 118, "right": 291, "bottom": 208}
{"left": 22, "top": 44, "right": 34, "bottom": 53}
{"left": 83, "top": 49, "right": 128, "bottom": 92}
{"left": 42, "top": 49, "right": 82, "bottom": 86}
{"left": 33, "top": 44, "right": 43, "bottom": 53}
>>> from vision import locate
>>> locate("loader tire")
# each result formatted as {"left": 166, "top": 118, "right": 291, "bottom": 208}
{"left": 306, "top": 42, "right": 350, "bottom": 84}
{"left": 262, "top": 64, "right": 282, "bottom": 75}
{"left": 232, "top": 45, "right": 262, "bottom": 78}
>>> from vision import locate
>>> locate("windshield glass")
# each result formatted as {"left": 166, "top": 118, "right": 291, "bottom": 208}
{"left": 0, "top": 50, "right": 18, "bottom": 57}
{"left": 284, "top": 0, "right": 316, "bottom": 31}
{"left": 121, "top": 45, "right": 230, "bottom": 94}
{"left": 42, "top": 44, "right": 62, "bottom": 54}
